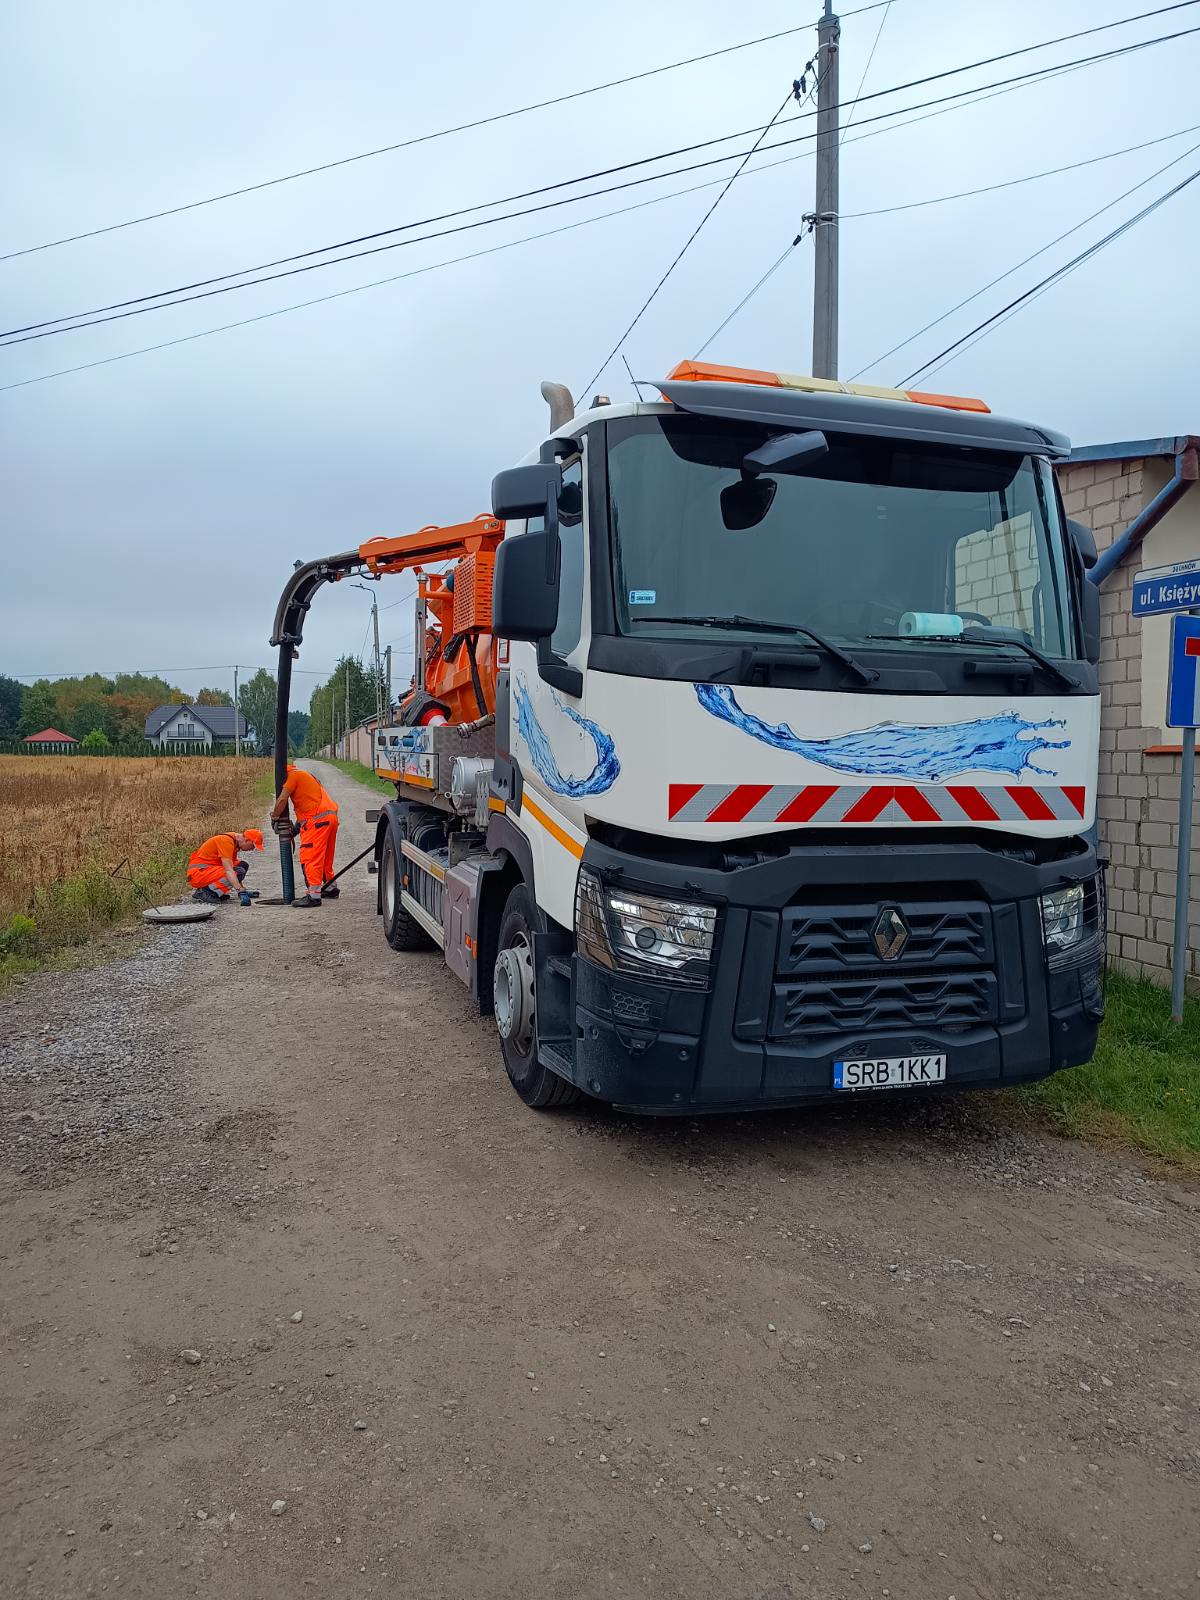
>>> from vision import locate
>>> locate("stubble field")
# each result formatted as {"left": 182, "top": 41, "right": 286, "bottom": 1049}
{"left": 0, "top": 755, "right": 270, "bottom": 971}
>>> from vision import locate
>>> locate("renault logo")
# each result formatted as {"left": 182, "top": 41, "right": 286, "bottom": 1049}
{"left": 872, "top": 906, "right": 910, "bottom": 961}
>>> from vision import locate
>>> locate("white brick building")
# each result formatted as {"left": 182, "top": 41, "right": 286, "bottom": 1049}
{"left": 1055, "top": 437, "right": 1200, "bottom": 986}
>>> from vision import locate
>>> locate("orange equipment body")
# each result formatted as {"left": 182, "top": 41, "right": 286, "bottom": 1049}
{"left": 357, "top": 514, "right": 505, "bottom": 727}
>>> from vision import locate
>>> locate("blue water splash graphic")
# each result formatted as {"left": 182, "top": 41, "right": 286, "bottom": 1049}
{"left": 695, "top": 683, "right": 1069, "bottom": 781}
{"left": 514, "top": 673, "right": 621, "bottom": 797}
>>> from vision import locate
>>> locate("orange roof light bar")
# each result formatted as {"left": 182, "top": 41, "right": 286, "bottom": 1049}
{"left": 665, "top": 359, "right": 989, "bottom": 415}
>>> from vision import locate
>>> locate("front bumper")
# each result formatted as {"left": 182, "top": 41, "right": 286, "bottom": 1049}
{"left": 565, "top": 837, "right": 1104, "bottom": 1113}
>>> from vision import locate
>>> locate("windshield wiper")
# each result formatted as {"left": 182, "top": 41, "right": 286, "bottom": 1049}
{"left": 866, "top": 630, "right": 1080, "bottom": 690}
{"left": 641, "top": 615, "right": 878, "bottom": 684}
{"left": 962, "top": 631, "right": 1081, "bottom": 690}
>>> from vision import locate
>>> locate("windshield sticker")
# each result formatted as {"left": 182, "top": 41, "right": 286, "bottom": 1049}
{"left": 629, "top": 589, "right": 656, "bottom": 605}
{"left": 514, "top": 672, "right": 620, "bottom": 797}
{"left": 694, "top": 683, "right": 1069, "bottom": 781}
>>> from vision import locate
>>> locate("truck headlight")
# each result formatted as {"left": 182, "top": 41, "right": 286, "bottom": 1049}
{"left": 576, "top": 867, "right": 717, "bottom": 988}
{"left": 1041, "top": 875, "right": 1104, "bottom": 968}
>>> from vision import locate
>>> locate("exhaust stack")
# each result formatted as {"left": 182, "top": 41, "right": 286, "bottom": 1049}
{"left": 540, "top": 381, "right": 574, "bottom": 432}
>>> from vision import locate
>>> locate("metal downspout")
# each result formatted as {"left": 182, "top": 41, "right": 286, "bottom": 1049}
{"left": 1090, "top": 442, "right": 1199, "bottom": 587}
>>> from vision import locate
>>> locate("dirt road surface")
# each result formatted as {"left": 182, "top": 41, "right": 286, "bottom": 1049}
{"left": 2, "top": 760, "right": 1198, "bottom": 1600}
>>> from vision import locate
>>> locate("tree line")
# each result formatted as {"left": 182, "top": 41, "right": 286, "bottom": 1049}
{"left": 0, "top": 669, "right": 310, "bottom": 755}
{"left": 0, "top": 655, "right": 388, "bottom": 757}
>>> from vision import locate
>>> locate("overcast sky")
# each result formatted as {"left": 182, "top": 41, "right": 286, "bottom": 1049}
{"left": 3, "top": 0, "right": 1198, "bottom": 705}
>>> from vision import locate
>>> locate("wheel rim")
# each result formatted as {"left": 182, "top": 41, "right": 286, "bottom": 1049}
{"left": 382, "top": 841, "right": 397, "bottom": 922}
{"left": 494, "top": 932, "right": 535, "bottom": 1052}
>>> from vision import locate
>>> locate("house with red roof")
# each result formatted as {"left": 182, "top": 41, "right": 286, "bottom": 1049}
{"left": 23, "top": 727, "right": 78, "bottom": 750}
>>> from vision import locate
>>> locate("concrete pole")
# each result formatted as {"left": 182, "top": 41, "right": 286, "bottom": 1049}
{"left": 371, "top": 598, "right": 383, "bottom": 728}
{"left": 812, "top": 1, "right": 841, "bottom": 380}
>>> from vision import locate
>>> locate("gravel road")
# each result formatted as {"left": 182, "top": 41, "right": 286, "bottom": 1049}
{"left": 2, "top": 759, "right": 1198, "bottom": 1600}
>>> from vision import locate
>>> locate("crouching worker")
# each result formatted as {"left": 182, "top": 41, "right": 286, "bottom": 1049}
{"left": 187, "top": 828, "right": 265, "bottom": 905}
{"left": 271, "top": 764, "right": 339, "bottom": 909}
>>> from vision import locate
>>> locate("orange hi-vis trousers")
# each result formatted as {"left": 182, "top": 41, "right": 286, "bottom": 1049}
{"left": 297, "top": 808, "right": 338, "bottom": 891}
{"left": 186, "top": 860, "right": 247, "bottom": 895}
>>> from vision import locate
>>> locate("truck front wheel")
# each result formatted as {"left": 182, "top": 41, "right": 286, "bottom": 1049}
{"left": 494, "top": 882, "right": 580, "bottom": 1109}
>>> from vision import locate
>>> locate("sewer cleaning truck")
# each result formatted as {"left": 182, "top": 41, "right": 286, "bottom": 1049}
{"left": 271, "top": 360, "right": 1105, "bottom": 1113}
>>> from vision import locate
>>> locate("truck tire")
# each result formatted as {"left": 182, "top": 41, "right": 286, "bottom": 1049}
{"left": 494, "top": 882, "right": 581, "bottom": 1109}
{"left": 380, "top": 825, "right": 434, "bottom": 953}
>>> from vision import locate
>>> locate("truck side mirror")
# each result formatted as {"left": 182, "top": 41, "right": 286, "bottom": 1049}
{"left": 1067, "top": 517, "right": 1098, "bottom": 570}
{"left": 1079, "top": 571, "right": 1101, "bottom": 665}
{"left": 493, "top": 528, "right": 559, "bottom": 641}
{"left": 1064, "top": 519, "right": 1101, "bottom": 664}
{"left": 491, "top": 463, "right": 565, "bottom": 640}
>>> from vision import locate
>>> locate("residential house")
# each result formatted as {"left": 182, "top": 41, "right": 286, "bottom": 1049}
{"left": 1054, "top": 436, "right": 1199, "bottom": 987}
{"left": 145, "top": 703, "right": 253, "bottom": 749}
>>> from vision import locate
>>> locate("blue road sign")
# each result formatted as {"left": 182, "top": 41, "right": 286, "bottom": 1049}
{"left": 1166, "top": 614, "right": 1200, "bottom": 729}
{"left": 1133, "top": 558, "right": 1200, "bottom": 617}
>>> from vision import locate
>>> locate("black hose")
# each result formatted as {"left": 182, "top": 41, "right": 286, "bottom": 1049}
{"left": 268, "top": 547, "right": 362, "bottom": 902}
{"left": 464, "top": 633, "right": 487, "bottom": 718}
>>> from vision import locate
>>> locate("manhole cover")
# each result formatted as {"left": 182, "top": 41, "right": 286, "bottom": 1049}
{"left": 141, "top": 904, "right": 216, "bottom": 924}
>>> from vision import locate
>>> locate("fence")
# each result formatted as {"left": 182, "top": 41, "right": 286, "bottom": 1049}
{"left": 0, "top": 740, "right": 257, "bottom": 758}
{"left": 310, "top": 714, "right": 383, "bottom": 767}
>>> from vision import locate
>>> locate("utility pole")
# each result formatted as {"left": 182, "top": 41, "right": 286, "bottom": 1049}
{"left": 353, "top": 581, "right": 385, "bottom": 731}
{"left": 233, "top": 665, "right": 240, "bottom": 757}
{"left": 811, "top": 0, "right": 841, "bottom": 379}
{"left": 384, "top": 645, "right": 392, "bottom": 715}
{"left": 344, "top": 662, "right": 350, "bottom": 760}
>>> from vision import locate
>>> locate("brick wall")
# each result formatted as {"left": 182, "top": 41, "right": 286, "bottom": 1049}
{"left": 1056, "top": 456, "right": 1199, "bottom": 987}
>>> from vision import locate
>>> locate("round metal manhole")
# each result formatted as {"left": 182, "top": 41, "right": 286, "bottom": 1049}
{"left": 141, "top": 904, "right": 217, "bottom": 924}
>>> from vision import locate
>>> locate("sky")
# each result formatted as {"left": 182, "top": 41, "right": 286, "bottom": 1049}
{"left": 2, "top": 0, "right": 1198, "bottom": 707}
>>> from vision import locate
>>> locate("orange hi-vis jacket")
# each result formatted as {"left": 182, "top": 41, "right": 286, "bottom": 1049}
{"left": 189, "top": 833, "right": 240, "bottom": 870}
{"left": 281, "top": 768, "right": 337, "bottom": 821}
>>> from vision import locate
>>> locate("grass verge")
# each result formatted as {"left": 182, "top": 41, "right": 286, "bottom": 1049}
{"left": 1010, "top": 969, "right": 1200, "bottom": 1172}
{"left": 322, "top": 757, "right": 397, "bottom": 796}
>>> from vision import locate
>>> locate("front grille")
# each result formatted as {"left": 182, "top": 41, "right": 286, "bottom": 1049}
{"left": 770, "top": 971, "right": 996, "bottom": 1039}
{"left": 780, "top": 901, "right": 989, "bottom": 973}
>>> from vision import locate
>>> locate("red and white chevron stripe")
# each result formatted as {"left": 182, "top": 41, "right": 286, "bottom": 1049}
{"left": 667, "top": 782, "right": 1087, "bottom": 825}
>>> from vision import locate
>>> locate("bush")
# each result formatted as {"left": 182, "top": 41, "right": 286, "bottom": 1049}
{"left": 80, "top": 729, "right": 111, "bottom": 754}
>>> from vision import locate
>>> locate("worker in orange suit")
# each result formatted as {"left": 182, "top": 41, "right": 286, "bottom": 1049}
{"left": 271, "top": 764, "right": 339, "bottom": 909}
{"left": 187, "top": 828, "right": 264, "bottom": 905}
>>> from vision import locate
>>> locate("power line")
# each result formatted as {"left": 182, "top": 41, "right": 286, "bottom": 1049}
{"left": 854, "top": 135, "right": 1200, "bottom": 380}
{"left": 8, "top": 98, "right": 1198, "bottom": 398}
{"left": 695, "top": 119, "right": 1200, "bottom": 356}
{"left": 695, "top": 234, "right": 810, "bottom": 357}
{"left": 899, "top": 158, "right": 1200, "bottom": 386}
{"left": 844, "top": 120, "right": 1200, "bottom": 217}
{"left": 8, "top": 14, "right": 1197, "bottom": 347}
{"left": 6, "top": 664, "right": 336, "bottom": 680}
{"left": 577, "top": 86, "right": 800, "bottom": 399}
{"left": 0, "top": 2, "right": 901, "bottom": 264}
{"left": 840, "top": 0, "right": 893, "bottom": 145}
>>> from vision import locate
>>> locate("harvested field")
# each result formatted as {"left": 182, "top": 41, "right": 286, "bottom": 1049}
{"left": 0, "top": 755, "right": 270, "bottom": 967}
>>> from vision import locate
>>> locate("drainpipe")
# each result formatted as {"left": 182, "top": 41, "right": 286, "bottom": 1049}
{"left": 1090, "top": 440, "right": 1199, "bottom": 587}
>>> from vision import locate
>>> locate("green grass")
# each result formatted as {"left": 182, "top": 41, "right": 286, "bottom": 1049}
{"left": 1012, "top": 969, "right": 1200, "bottom": 1171}
{"left": 0, "top": 846, "right": 190, "bottom": 988}
{"left": 321, "top": 757, "right": 396, "bottom": 796}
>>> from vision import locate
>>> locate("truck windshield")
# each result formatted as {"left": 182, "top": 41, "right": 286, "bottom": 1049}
{"left": 607, "top": 415, "right": 1076, "bottom": 659}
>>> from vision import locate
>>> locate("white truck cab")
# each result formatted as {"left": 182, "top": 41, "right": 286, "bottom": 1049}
{"left": 477, "top": 362, "right": 1104, "bottom": 1111}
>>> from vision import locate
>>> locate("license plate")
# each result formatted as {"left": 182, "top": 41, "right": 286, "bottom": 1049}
{"left": 833, "top": 1054, "right": 946, "bottom": 1091}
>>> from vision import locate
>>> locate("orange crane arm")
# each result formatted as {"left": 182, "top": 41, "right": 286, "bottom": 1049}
{"left": 357, "top": 514, "right": 503, "bottom": 575}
